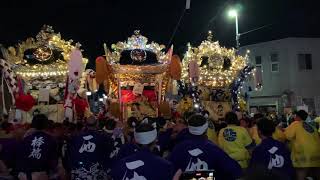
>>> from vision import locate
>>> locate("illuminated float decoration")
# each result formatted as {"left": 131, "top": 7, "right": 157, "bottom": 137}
{"left": 0, "top": 25, "right": 89, "bottom": 122}
{"left": 181, "top": 31, "right": 254, "bottom": 119}
{"left": 96, "top": 30, "right": 174, "bottom": 120}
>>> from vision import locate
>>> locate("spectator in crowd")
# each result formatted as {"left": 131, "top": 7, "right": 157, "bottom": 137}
{"left": 0, "top": 121, "right": 13, "bottom": 138}
{"left": 249, "top": 113, "right": 264, "bottom": 145}
{"left": 249, "top": 118, "right": 294, "bottom": 179}
{"left": 104, "top": 119, "right": 125, "bottom": 159}
{"left": 169, "top": 114, "right": 242, "bottom": 180}
{"left": 116, "top": 118, "right": 142, "bottom": 161}
{"left": 239, "top": 117, "right": 250, "bottom": 129}
{"left": 285, "top": 110, "right": 320, "bottom": 180}
{"left": 202, "top": 110, "right": 218, "bottom": 144}
{"left": 156, "top": 117, "right": 173, "bottom": 156}
{"left": 272, "top": 120, "right": 287, "bottom": 143}
{"left": 112, "top": 122, "right": 175, "bottom": 180}
{"left": 249, "top": 114, "right": 286, "bottom": 144}
{"left": 65, "top": 115, "right": 114, "bottom": 180}
{"left": 125, "top": 117, "right": 139, "bottom": 143}
{"left": 171, "top": 118, "right": 188, "bottom": 141}
{"left": 218, "top": 112, "right": 255, "bottom": 169}
{"left": 16, "top": 114, "right": 59, "bottom": 180}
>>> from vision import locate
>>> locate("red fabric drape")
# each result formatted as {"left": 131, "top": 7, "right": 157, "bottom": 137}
{"left": 15, "top": 93, "right": 35, "bottom": 112}
{"left": 73, "top": 97, "right": 88, "bottom": 115}
{"left": 121, "top": 90, "right": 157, "bottom": 103}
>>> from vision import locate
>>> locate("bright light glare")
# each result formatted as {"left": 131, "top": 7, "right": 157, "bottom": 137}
{"left": 99, "top": 98, "right": 103, "bottom": 102}
{"left": 86, "top": 91, "right": 92, "bottom": 96}
{"left": 228, "top": 9, "right": 238, "bottom": 17}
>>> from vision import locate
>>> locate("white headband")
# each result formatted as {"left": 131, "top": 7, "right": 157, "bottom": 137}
{"left": 141, "top": 118, "right": 157, "bottom": 128}
{"left": 134, "top": 129, "right": 157, "bottom": 145}
{"left": 188, "top": 121, "right": 208, "bottom": 135}
{"left": 104, "top": 129, "right": 113, "bottom": 134}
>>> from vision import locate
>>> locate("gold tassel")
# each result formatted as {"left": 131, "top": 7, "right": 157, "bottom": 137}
{"left": 172, "top": 80, "right": 178, "bottom": 95}
{"left": 103, "top": 80, "right": 110, "bottom": 94}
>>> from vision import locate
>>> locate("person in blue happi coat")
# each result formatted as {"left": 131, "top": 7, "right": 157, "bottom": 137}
{"left": 168, "top": 114, "right": 242, "bottom": 180}
{"left": 65, "top": 115, "right": 114, "bottom": 180}
{"left": 16, "top": 114, "right": 59, "bottom": 180}
{"left": 111, "top": 121, "right": 175, "bottom": 180}
{"left": 248, "top": 118, "right": 294, "bottom": 180}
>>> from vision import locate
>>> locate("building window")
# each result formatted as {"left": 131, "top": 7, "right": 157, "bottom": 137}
{"left": 303, "top": 98, "right": 315, "bottom": 112}
{"left": 255, "top": 56, "right": 262, "bottom": 65}
{"left": 270, "top": 53, "right": 279, "bottom": 72}
{"left": 298, "top": 54, "right": 312, "bottom": 70}
{"left": 254, "top": 56, "right": 263, "bottom": 90}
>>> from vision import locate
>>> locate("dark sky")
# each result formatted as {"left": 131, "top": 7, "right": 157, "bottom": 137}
{"left": 0, "top": 0, "right": 319, "bottom": 66}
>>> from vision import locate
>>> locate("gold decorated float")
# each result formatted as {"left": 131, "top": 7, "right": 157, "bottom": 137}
{"left": 4, "top": 25, "right": 88, "bottom": 91}
{"left": 181, "top": 31, "right": 252, "bottom": 119}
{"left": 1, "top": 25, "right": 88, "bottom": 122}
{"left": 182, "top": 31, "right": 248, "bottom": 88}
{"left": 99, "top": 30, "right": 172, "bottom": 119}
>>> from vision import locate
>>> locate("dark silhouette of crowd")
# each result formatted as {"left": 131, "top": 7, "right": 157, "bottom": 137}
{"left": 0, "top": 109, "right": 319, "bottom": 180}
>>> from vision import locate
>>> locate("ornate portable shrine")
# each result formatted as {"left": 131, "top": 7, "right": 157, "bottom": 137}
{"left": 182, "top": 31, "right": 248, "bottom": 88}
{"left": 102, "top": 30, "right": 171, "bottom": 119}
{"left": 4, "top": 25, "right": 87, "bottom": 91}
{"left": 0, "top": 25, "right": 88, "bottom": 121}
{"left": 181, "top": 31, "right": 252, "bottom": 119}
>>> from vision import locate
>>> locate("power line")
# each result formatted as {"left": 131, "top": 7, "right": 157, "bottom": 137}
{"left": 167, "top": 8, "right": 187, "bottom": 48}
{"left": 194, "top": 0, "right": 234, "bottom": 43}
{"left": 240, "top": 23, "right": 273, "bottom": 36}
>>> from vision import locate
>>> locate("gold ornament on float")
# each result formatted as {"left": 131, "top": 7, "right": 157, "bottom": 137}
{"left": 102, "top": 30, "right": 171, "bottom": 102}
{"left": 2, "top": 25, "right": 88, "bottom": 89}
{"left": 33, "top": 46, "right": 53, "bottom": 62}
{"left": 110, "top": 30, "right": 168, "bottom": 64}
{"left": 181, "top": 31, "right": 249, "bottom": 88}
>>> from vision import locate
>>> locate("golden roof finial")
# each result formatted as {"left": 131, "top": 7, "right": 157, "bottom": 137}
{"left": 207, "top": 30, "right": 213, "bottom": 41}
{"left": 110, "top": 31, "right": 166, "bottom": 63}
{"left": 134, "top": 30, "right": 140, "bottom": 36}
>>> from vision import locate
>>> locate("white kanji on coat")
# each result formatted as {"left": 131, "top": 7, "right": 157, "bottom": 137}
{"left": 268, "top": 146, "right": 285, "bottom": 170}
{"left": 29, "top": 136, "right": 45, "bottom": 160}
{"left": 185, "top": 148, "right": 208, "bottom": 171}
{"left": 79, "top": 135, "right": 96, "bottom": 153}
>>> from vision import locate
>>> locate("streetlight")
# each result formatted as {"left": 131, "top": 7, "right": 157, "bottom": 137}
{"left": 228, "top": 9, "right": 240, "bottom": 49}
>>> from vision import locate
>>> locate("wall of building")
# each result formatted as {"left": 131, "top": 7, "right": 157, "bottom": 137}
{"left": 240, "top": 38, "right": 320, "bottom": 114}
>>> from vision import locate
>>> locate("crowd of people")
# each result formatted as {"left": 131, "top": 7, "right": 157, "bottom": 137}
{"left": 0, "top": 108, "right": 319, "bottom": 180}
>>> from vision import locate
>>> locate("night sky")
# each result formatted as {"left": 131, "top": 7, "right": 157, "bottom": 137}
{"left": 1, "top": 0, "right": 319, "bottom": 67}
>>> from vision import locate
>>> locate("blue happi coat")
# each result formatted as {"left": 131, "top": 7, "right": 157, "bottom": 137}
{"left": 168, "top": 135, "right": 242, "bottom": 180}
{"left": 111, "top": 148, "right": 175, "bottom": 180}
{"left": 249, "top": 137, "right": 294, "bottom": 179}
{"left": 16, "top": 131, "right": 58, "bottom": 173}
{"left": 65, "top": 129, "right": 114, "bottom": 180}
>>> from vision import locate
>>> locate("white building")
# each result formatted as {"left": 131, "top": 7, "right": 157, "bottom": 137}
{"left": 239, "top": 38, "right": 320, "bottom": 115}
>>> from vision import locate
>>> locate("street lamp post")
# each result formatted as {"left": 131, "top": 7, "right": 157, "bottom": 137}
{"left": 228, "top": 9, "right": 240, "bottom": 49}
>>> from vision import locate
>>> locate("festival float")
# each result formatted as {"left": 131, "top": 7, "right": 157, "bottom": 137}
{"left": 0, "top": 25, "right": 89, "bottom": 122}
{"left": 180, "top": 31, "right": 254, "bottom": 120}
{"left": 95, "top": 30, "right": 178, "bottom": 120}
